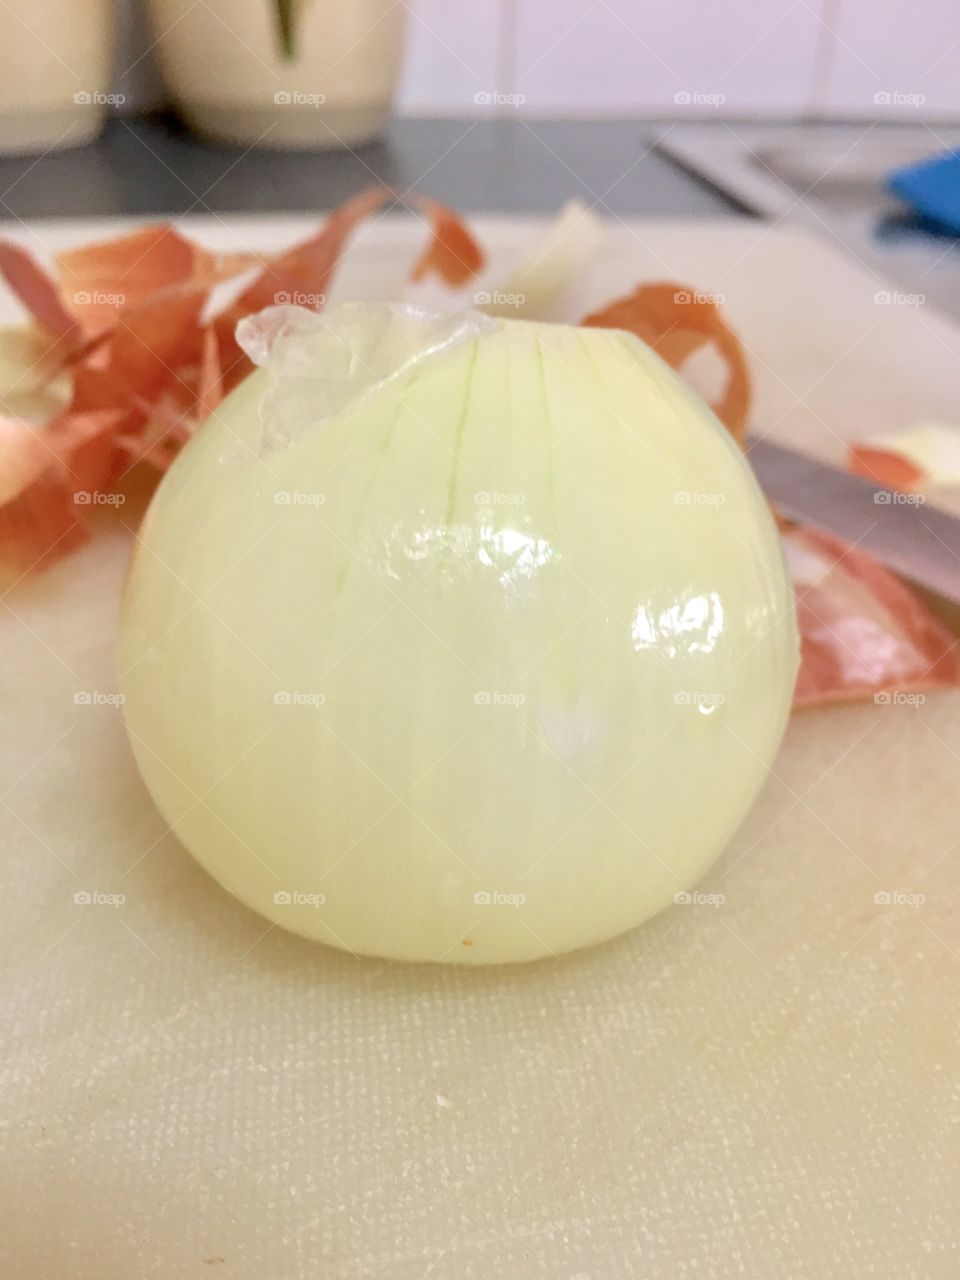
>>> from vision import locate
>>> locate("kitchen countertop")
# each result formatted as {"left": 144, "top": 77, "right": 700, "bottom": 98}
{"left": 2, "top": 115, "right": 954, "bottom": 316}
{"left": 0, "top": 115, "right": 743, "bottom": 221}
{"left": 657, "top": 121, "right": 960, "bottom": 320}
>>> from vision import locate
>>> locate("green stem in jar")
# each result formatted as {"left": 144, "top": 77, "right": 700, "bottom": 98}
{"left": 273, "top": 0, "right": 297, "bottom": 59}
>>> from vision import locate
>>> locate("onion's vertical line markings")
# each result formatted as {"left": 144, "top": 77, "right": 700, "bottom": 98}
{"left": 533, "top": 333, "right": 557, "bottom": 525}
{"left": 443, "top": 339, "right": 481, "bottom": 546}
{"left": 307, "top": 511, "right": 485, "bottom": 682}
{"left": 333, "top": 397, "right": 404, "bottom": 599}
{"left": 515, "top": 329, "right": 694, "bottom": 498}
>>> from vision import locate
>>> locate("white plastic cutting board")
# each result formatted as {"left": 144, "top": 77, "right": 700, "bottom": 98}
{"left": 2, "top": 217, "right": 959, "bottom": 1280}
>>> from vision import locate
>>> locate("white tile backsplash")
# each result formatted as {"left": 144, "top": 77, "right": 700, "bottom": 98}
{"left": 511, "top": 0, "right": 822, "bottom": 116}
{"left": 395, "top": 0, "right": 960, "bottom": 120}
{"left": 397, "top": 0, "right": 505, "bottom": 115}
{"left": 818, "top": 0, "right": 960, "bottom": 120}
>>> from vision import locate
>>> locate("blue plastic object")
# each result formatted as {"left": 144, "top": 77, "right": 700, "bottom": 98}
{"left": 887, "top": 150, "right": 960, "bottom": 236}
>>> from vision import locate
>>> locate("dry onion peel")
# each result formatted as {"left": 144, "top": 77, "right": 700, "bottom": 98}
{"left": 409, "top": 194, "right": 486, "bottom": 287}
{"left": 0, "top": 240, "right": 77, "bottom": 342}
{"left": 479, "top": 199, "right": 604, "bottom": 320}
{"left": 784, "top": 522, "right": 960, "bottom": 705}
{"left": 0, "top": 190, "right": 483, "bottom": 573}
{"left": 847, "top": 445, "right": 926, "bottom": 493}
{"left": 0, "top": 408, "right": 123, "bottom": 575}
{"left": 55, "top": 223, "right": 253, "bottom": 339}
{"left": 848, "top": 422, "right": 960, "bottom": 492}
{"left": 583, "top": 282, "right": 752, "bottom": 445}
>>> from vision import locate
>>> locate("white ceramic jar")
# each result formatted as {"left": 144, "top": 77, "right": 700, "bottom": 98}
{"left": 148, "top": 0, "right": 407, "bottom": 149}
{"left": 0, "top": 0, "right": 115, "bottom": 155}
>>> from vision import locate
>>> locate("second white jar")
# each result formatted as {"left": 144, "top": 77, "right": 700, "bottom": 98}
{"left": 148, "top": 0, "right": 407, "bottom": 149}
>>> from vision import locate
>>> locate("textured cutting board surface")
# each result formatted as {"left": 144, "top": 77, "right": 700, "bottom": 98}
{"left": 2, "top": 217, "right": 959, "bottom": 1279}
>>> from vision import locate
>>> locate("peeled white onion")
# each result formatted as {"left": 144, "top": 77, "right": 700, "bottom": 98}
{"left": 119, "top": 304, "right": 798, "bottom": 964}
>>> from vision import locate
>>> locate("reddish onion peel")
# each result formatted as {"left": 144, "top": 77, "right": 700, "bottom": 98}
{"left": 583, "top": 282, "right": 752, "bottom": 445}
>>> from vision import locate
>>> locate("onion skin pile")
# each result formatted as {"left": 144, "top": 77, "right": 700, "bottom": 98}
{"left": 119, "top": 308, "right": 798, "bottom": 964}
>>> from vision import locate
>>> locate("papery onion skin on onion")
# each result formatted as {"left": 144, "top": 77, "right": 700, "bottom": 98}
{"left": 118, "top": 305, "right": 799, "bottom": 964}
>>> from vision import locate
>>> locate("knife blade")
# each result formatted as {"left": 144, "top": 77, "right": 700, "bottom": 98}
{"left": 747, "top": 436, "right": 960, "bottom": 627}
